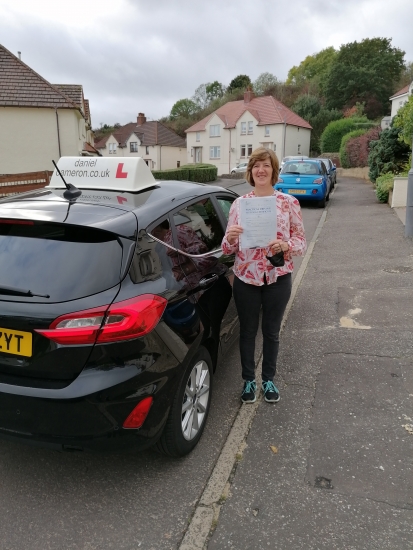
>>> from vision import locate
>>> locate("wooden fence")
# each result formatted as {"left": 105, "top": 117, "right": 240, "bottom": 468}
{"left": 0, "top": 171, "right": 53, "bottom": 196}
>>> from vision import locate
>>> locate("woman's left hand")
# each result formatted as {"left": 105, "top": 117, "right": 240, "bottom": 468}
{"left": 269, "top": 239, "right": 289, "bottom": 254}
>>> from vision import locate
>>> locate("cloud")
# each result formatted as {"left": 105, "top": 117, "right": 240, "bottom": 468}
{"left": 0, "top": 0, "right": 411, "bottom": 126}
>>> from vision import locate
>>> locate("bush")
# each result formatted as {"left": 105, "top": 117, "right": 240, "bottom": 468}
{"left": 368, "top": 126, "right": 411, "bottom": 182}
{"left": 320, "top": 117, "right": 374, "bottom": 153}
{"left": 375, "top": 172, "right": 395, "bottom": 202}
{"left": 345, "top": 126, "right": 381, "bottom": 168}
{"left": 152, "top": 163, "right": 217, "bottom": 183}
{"left": 339, "top": 129, "right": 367, "bottom": 168}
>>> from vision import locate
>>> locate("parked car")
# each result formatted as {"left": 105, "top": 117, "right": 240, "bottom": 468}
{"left": 0, "top": 157, "right": 239, "bottom": 456}
{"left": 279, "top": 155, "right": 309, "bottom": 171}
{"left": 230, "top": 161, "right": 248, "bottom": 174}
{"left": 275, "top": 159, "right": 332, "bottom": 207}
{"left": 316, "top": 157, "right": 337, "bottom": 187}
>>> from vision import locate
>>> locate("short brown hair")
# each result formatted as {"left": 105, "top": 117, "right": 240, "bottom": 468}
{"left": 245, "top": 147, "right": 279, "bottom": 186}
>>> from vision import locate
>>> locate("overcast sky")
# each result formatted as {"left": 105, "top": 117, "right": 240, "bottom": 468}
{"left": 1, "top": 0, "right": 412, "bottom": 128}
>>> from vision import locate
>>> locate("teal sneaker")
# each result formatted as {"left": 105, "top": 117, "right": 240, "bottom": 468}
{"left": 241, "top": 380, "right": 257, "bottom": 403}
{"left": 262, "top": 380, "right": 280, "bottom": 403}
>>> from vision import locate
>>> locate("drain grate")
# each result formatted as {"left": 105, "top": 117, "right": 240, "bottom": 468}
{"left": 314, "top": 476, "right": 333, "bottom": 490}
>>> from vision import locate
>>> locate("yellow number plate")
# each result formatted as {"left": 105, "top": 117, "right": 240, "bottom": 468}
{"left": 288, "top": 189, "right": 306, "bottom": 194}
{"left": 0, "top": 327, "right": 32, "bottom": 357}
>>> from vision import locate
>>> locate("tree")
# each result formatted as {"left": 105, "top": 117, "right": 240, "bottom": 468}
{"left": 192, "top": 84, "right": 209, "bottom": 109}
{"left": 392, "top": 94, "right": 413, "bottom": 147}
{"left": 253, "top": 72, "right": 278, "bottom": 96}
{"left": 324, "top": 38, "right": 405, "bottom": 117}
{"left": 396, "top": 61, "right": 413, "bottom": 88}
{"left": 228, "top": 74, "right": 252, "bottom": 93}
{"left": 287, "top": 47, "right": 337, "bottom": 94}
{"left": 170, "top": 98, "right": 200, "bottom": 120}
{"left": 206, "top": 81, "right": 225, "bottom": 102}
{"left": 291, "top": 94, "right": 322, "bottom": 119}
{"left": 368, "top": 125, "right": 411, "bottom": 182}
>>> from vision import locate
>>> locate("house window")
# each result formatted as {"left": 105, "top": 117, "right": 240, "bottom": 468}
{"left": 130, "top": 142, "right": 138, "bottom": 152}
{"left": 146, "top": 146, "right": 149, "bottom": 155}
{"left": 241, "top": 122, "right": 246, "bottom": 135}
{"left": 109, "top": 143, "right": 117, "bottom": 154}
{"left": 196, "top": 132, "right": 200, "bottom": 142}
{"left": 247, "top": 144, "right": 253, "bottom": 156}
{"left": 210, "top": 124, "right": 220, "bottom": 137}
{"left": 210, "top": 146, "right": 220, "bottom": 159}
{"left": 297, "top": 144, "right": 301, "bottom": 154}
{"left": 248, "top": 121, "right": 253, "bottom": 135}
{"left": 191, "top": 148, "right": 194, "bottom": 157}
{"left": 265, "top": 125, "right": 270, "bottom": 136}
{"left": 240, "top": 145, "right": 246, "bottom": 157}
{"left": 273, "top": 144, "right": 276, "bottom": 151}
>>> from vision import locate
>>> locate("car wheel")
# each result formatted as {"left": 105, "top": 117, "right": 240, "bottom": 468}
{"left": 231, "top": 171, "right": 235, "bottom": 175}
{"left": 155, "top": 347, "right": 213, "bottom": 457}
{"left": 318, "top": 197, "right": 326, "bottom": 208}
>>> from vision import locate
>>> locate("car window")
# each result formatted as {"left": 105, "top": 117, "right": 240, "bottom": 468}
{"left": 217, "top": 197, "right": 236, "bottom": 222}
{"left": 0, "top": 221, "right": 123, "bottom": 301}
{"left": 172, "top": 198, "right": 225, "bottom": 254}
{"left": 282, "top": 162, "right": 321, "bottom": 175}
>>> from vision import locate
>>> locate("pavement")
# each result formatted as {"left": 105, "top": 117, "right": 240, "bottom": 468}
{"left": 186, "top": 177, "right": 413, "bottom": 549}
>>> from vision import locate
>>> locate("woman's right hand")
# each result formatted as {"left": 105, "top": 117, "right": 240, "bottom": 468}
{"left": 226, "top": 224, "right": 243, "bottom": 245}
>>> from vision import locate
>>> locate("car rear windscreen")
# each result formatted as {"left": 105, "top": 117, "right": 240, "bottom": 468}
{"left": 0, "top": 220, "right": 123, "bottom": 302}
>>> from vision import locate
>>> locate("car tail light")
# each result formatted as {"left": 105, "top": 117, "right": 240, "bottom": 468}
{"left": 123, "top": 397, "right": 153, "bottom": 429}
{"left": 277, "top": 178, "right": 284, "bottom": 183}
{"left": 313, "top": 178, "right": 323, "bottom": 184}
{"left": 35, "top": 294, "right": 167, "bottom": 345}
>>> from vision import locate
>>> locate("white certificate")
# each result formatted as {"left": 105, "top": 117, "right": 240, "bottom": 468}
{"left": 239, "top": 196, "right": 277, "bottom": 249}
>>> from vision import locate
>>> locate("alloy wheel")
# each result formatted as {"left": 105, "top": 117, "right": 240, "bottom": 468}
{"left": 181, "top": 359, "right": 210, "bottom": 441}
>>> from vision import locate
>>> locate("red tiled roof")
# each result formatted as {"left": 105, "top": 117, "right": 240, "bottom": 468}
{"left": 0, "top": 44, "right": 80, "bottom": 110}
{"left": 83, "top": 142, "right": 101, "bottom": 155}
{"left": 54, "top": 84, "right": 84, "bottom": 108}
{"left": 99, "top": 120, "right": 186, "bottom": 149}
{"left": 185, "top": 95, "right": 312, "bottom": 132}
{"left": 390, "top": 84, "right": 410, "bottom": 99}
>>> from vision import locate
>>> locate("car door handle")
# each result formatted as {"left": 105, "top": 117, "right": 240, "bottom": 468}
{"left": 199, "top": 274, "right": 219, "bottom": 288}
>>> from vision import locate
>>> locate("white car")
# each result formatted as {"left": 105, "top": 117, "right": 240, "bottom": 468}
{"left": 230, "top": 162, "right": 248, "bottom": 174}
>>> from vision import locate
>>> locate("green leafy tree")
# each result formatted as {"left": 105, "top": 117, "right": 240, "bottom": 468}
{"left": 170, "top": 98, "right": 200, "bottom": 120}
{"left": 206, "top": 81, "right": 225, "bottom": 102}
{"left": 228, "top": 74, "right": 252, "bottom": 93}
{"left": 308, "top": 108, "right": 342, "bottom": 154}
{"left": 287, "top": 47, "right": 337, "bottom": 94}
{"left": 396, "top": 61, "right": 413, "bottom": 88}
{"left": 324, "top": 38, "right": 405, "bottom": 117}
{"left": 368, "top": 125, "right": 411, "bottom": 182}
{"left": 291, "top": 94, "right": 322, "bottom": 119}
{"left": 392, "top": 94, "right": 413, "bottom": 147}
{"left": 253, "top": 72, "right": 278, "bottom": 96}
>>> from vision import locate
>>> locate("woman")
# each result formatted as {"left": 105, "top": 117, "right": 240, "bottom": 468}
{"left": 222, "top": 147, "right": 306, "bottom": 403}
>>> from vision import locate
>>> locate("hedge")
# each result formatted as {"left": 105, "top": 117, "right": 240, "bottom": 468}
{"left": 152, "top": 163, "right": 218, "bottom": 183}
{"left": 320, "top": 118, "right": 375, "bottom": 153}
{"left": 375, "top": 172, "right": 395, "bottom": 203}
{"left": 339, "top": 129, "right": 368, "bottom": 168}
{"left": 344, "top": 126, "right": 381, "bottom": 168}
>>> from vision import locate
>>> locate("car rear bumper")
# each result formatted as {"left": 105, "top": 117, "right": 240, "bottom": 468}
{"left": 0, "top": 360, "right": 180, "bottom": 451}
{"left": 275, "top": 185, "right": 327, "bottom": 201}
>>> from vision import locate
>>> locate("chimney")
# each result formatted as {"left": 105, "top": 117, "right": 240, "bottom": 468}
{"left": 244, "top": 87, "right": 255, "bottom": 104}
{"left": 17, "top": 51, "right": 21, "bottom": 60}
{"left": 137, "top": 113, "right": 146, "bottom": 125}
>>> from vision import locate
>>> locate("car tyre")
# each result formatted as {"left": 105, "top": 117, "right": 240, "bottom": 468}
{"left": 318, "top": 197, "right": 326, "bottom": 208}
{"left": 155, "top": 347, "right": 213, "bottom": 457}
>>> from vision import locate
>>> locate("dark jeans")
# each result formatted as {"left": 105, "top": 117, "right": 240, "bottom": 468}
{"left": 233, "top": 274, "right": 292, "bottom": 382}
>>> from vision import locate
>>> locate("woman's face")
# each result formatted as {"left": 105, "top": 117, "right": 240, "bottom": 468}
{"left": 252, "top": 157, "right": 273, "bottom": 189}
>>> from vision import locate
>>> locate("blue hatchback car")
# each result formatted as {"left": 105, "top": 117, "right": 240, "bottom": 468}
{"left": 275, "top": 159, "right": 332, "bottom": 208}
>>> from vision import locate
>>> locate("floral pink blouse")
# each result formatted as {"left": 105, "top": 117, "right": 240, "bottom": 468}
{"left": 222, "top": 190, "right": 307, "bottom": 286}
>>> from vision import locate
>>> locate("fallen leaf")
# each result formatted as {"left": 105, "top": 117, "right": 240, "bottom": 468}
{"left": 270, "top": 445, "right": 278, "bottom": 454}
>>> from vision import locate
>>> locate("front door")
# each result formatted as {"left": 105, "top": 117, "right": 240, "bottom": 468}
{"left": 195, "top": 148, "right": 202, "bottom": 163}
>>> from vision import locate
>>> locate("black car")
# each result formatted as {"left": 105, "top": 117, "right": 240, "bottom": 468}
{"left": 0, "top": 157, "right": 239, "bottom": 456}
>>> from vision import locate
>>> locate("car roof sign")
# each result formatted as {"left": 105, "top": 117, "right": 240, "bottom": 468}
{"left": 47, "top": 157, "right": 156, "bottom": 193}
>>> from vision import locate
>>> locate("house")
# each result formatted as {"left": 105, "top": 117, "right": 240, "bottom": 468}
{"left": 185, "top": 90, "right": 312, "bottom": 175}
{"left": 382, "top": 81, "right": 413, "bottom": 129}
{"left": 95, "top": 114, "right": 187, "bottom": 170}
{"left": 0, "top": 44, "right": 98, "bottom": 175}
